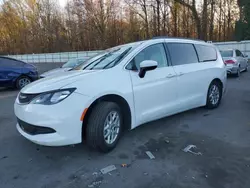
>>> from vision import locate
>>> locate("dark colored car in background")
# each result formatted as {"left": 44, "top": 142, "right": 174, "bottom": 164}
{"left": 0, "top": 57, "right": 38, "bottom": 89}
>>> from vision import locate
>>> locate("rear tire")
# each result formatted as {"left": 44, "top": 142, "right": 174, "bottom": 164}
{"left": 235, "top": 68, "right": 240, "bottom": 77}
{"left": 16, "top": 76, "right": 31, "bottom": 89}
{"left": 206, "top": 81, "right": 222, "bottom": 109}
{"left": 86, "top": 102, "right": 123, "bottom": 152}
{"left": 245, "top": 66, "right": 248, "bottom": 72}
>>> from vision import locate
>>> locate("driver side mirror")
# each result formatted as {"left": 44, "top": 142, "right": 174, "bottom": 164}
{"left": 244, "top": 54, "right": 248, "bottom": 58}
{"left": 138, "top": 60, "right": 158, "bottom": 78}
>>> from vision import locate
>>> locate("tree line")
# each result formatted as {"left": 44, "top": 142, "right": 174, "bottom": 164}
{"left": 0, "top": 0, "right": 247, "bottom": 55}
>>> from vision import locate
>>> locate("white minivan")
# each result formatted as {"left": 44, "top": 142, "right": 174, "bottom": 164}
{"left": 14, "top": 38, "right": 227, "bottom": 152}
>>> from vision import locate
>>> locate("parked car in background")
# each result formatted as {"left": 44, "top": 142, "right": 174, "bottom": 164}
{"left": 15, "top": 38, "right": 226, "bottom": 152}
{"left": 40, "top": 57, "right": 87, "bottom": 78}
{"left": 220, "top": 49, "right": 248, "bottom": 77}
{"left": 0, "top": 57, "right": 38, "bottom": 89}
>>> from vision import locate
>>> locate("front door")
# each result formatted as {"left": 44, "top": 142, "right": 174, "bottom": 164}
{"left": 236, "top": 50, "right": 247, "bottom": 70}
{"left": 127, "top": 43, "right": 178, "bottom": 126}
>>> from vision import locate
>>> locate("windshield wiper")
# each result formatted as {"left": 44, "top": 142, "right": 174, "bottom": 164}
{"left": 83, "top": 48, "right": 121, "bottom": 70}
{"left": 82, "top": 54, "right": 109, "bottom": 70}
{"left": 103, "top": 47, "right": 132, "bottom": 69}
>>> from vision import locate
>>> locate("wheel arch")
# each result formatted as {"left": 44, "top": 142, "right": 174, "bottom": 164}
{"left": 204, "top": 78, "right": 223, "bottom": 105}
{"left": 211, "top": 78, "right": 223, "bottom": 90}
{"left": 14, "top": 74, "right": 32, "bottom": 87}
{"left": 14, "top": 74, "right": 32, "bottom": 81}
{"left": 82, "top": 94, "right": 132, "bottom": 141}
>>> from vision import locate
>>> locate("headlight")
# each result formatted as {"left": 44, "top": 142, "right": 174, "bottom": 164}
{"left": 31, "top": 88, "right": 76, "bottom": 105}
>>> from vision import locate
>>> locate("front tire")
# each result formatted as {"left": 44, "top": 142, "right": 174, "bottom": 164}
{"left": 86, "top": 102, "right": 122, "bottom": 152}
{"left": 206, "top": 81, "right": 222, "bottom": 109}
{"left": 235, "top": 68, "right": 240, "bottom": 77}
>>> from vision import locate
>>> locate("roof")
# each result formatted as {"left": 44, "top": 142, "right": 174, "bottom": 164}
{"left": 0, "top": 56, "right": 24, "bottom": 62}
{"left": 152, "top": 36, "right": 205, "bottom": 42}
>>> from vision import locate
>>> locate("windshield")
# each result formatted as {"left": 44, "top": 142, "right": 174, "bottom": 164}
{"left": 75, "top": 43, "right": 139, "bottom": 70}
{"left": 62, "top": 58, "right": 85, "bottom": 68}
{"left": 220, "top": 50, "right": 233, "bottom": 57}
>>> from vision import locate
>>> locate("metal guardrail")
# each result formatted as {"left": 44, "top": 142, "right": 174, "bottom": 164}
{"left": 6, "top": 51, "right": 103, "bottom": 63}
{"left": 5, "top": 40, "right": 250, "bottom": 63}
{"left": 214, "top": 41, "right": 250, "bottom": 57}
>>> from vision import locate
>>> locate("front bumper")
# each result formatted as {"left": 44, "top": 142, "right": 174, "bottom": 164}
{"left": 14, "top": 92, "right": 90, "bottom": 146}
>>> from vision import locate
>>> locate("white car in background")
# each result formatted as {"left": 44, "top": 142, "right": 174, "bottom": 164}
{"left": 220, "top": 49, "right": 248, "bottom": 77}
{"left": 14, "top": 38, "right": 227, "bottom": 152}
{"left": 40, "top": 57, "right": 87, "bottom": 78}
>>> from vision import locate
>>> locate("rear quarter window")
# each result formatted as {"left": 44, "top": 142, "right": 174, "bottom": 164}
{"left": 167, "top": 43, "right": 198, "bottom": 66}
{"left": 195, "top": 44, "right": 217, "bottom": 62}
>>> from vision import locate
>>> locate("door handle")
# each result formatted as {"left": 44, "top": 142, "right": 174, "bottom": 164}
{"left": 178, "top": 72, "right": 185, "bottom": 76}
{"left": 166, "top": 74, "right": 176, "bottom": 78}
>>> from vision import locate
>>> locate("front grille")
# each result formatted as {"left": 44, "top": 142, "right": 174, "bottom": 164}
{"left": 17, "top": 118, "right": 56, "bottom": 135}
{"left": 18, "top": 93, "right": 38, "bottom": 104}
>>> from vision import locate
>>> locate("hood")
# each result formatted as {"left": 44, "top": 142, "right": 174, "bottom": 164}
{"left": 40, "top": 67, "right": 71, "bottom": 77}
{"left": 21, "top": 70, "right": 100, "bottom": 93}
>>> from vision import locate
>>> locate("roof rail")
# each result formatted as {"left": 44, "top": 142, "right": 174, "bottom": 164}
{"left": 152, "top": 36, "right": 204, "bottom": 42}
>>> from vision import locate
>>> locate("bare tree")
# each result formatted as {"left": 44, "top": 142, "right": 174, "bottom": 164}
{"left": 0, "top": 0, "right": 241, "bottom": 54}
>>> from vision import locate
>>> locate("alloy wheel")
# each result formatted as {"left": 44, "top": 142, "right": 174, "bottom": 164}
{"left": 209, "top": 85, "right": 220, "bottom": 105}
{"left": 19, "top": 77, "right": 31, "bottom": 88}
{"left": 103, "top": 111, "right": 120, "bottom": 145}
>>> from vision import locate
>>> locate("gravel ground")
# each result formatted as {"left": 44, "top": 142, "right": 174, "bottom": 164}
{"left": 0, "top": 69, "right": 250, "bottom": 188}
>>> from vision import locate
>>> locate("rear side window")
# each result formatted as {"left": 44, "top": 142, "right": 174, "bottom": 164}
{"left": 195, "top": 45, "right": 217, "bottom": 62}
{"left": 0, "top": 58, "right": 23, "bottom": 67}
{"left": 167, "top": 43, "right": 198, "bottom": 66}
{"left": 0, "top": 58, "right": 11, "bottom": 67}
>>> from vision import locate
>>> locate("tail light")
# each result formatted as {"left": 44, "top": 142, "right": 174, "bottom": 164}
{"left": 224, "top": 60, "right": 236, "bottom": 64}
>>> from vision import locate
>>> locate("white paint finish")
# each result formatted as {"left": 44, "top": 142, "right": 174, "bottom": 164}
{"left": 40, "top": 67, "right": 71, "bottom": 78}
{"left": 140, "top": 60, "right": 158, "bottom": 68}
{"left": 172, "top": 61, "right": 218, "bottom": 110}
{"left": 15, "top": 92, "right": 90, "bottom": 145}
{"left": 14, "top": 38, "right": 226, "bottom": 146}
{"left": 21, "top": 70, "right": 99, "bottom": 93}
{"left": 129, "top": 67, "right": 178, "bottom": 125}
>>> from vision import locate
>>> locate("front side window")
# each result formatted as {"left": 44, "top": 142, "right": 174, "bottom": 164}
{"left": 167, "top": 43, "right": 198, "bottom": 66}
{"left": 127, "top": 43, "right": 168, "bottom": 71}
{"left": 236, "top": 50, "right": 243, "bottom": 57}
{"left": 195, "top": 44, "right": 217, "bottom": 62}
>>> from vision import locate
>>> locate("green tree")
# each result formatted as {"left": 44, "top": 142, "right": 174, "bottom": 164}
{"left": 236, "top": 0, "right": 250, "bottom": 40}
